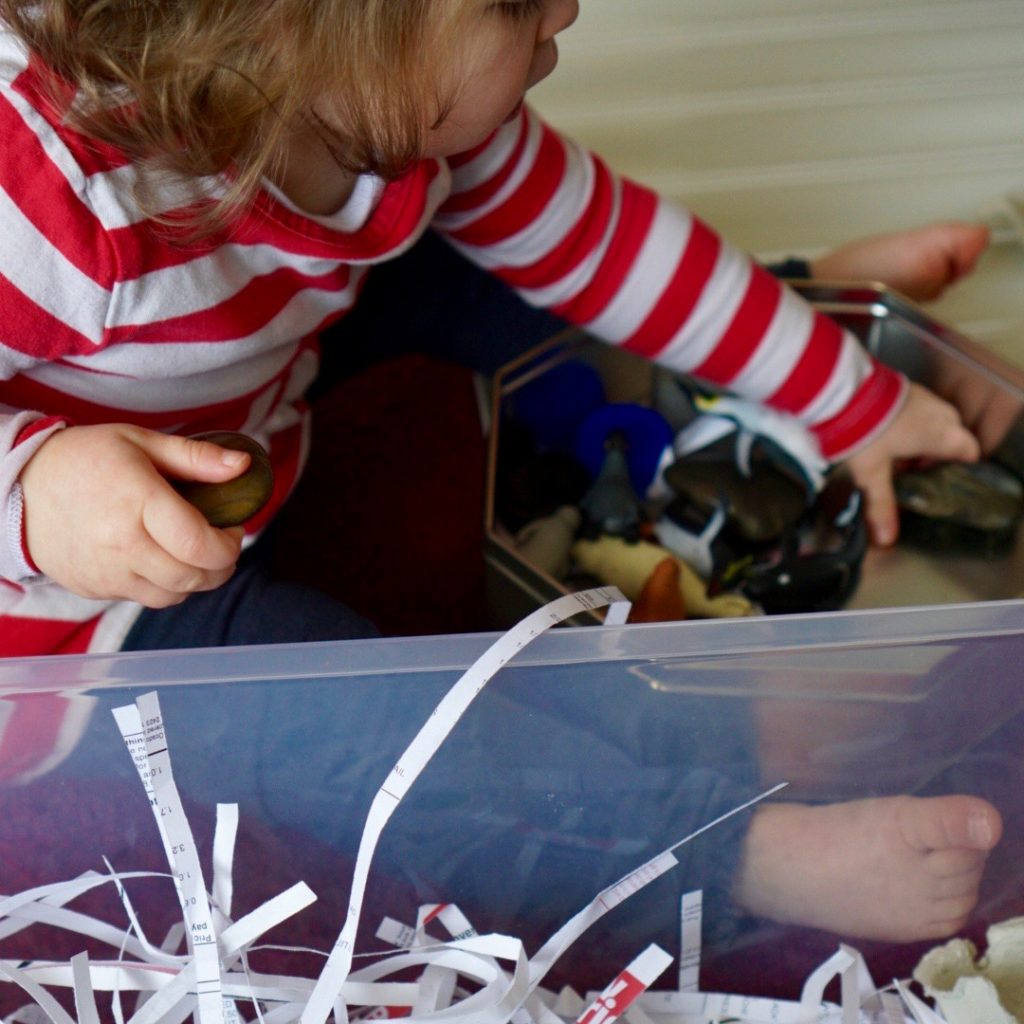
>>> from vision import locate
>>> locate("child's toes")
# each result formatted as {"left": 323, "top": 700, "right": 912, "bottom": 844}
{"left": 921, "top": 912, "right": 972, "bottom": 941}
{"left": 914, "top": 852, "right": 986, "bottom": 939}
{"left": 924, "top": 889, "right": 983, "bottom": 938}
{"left": 926, "top": 862, "right": 984, "bottom": 901}
{"left": 900, "top": 795, "right": 1003, "bottom": 853}
{"left": 925, "top": 845, "right": 990, "bottom": 881}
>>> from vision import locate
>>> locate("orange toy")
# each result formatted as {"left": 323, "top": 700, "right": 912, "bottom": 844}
{"left": 627, "top": 557, "right": 687, "bottom": 623}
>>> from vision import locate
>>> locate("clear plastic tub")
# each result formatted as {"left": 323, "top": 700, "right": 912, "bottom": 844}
{"left": 3, "top": 601, "right": 1024, "bottom": 1012}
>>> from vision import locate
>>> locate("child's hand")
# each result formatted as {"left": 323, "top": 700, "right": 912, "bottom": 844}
{"left": 844, "top": 383, "right": 980, "bottom": 547}
{"left": 810, "top": 222, "right": 989, "bottom": 302}
{"left": 20, "top": 424, "right": 249, "bottom": 606}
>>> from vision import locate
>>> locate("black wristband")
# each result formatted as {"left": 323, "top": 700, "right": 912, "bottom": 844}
{"left": 765, "top": 257, "right": 812, "bottom": 280}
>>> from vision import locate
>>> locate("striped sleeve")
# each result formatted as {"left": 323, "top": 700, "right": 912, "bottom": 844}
{"left": 0, "top": 55, "right": 117, "bottom": 373}
{"left": 434, "top": 106, "right": 906, "bottom": 461}
{"left": 0, "top": 47, "right": 115, "bottom": 583}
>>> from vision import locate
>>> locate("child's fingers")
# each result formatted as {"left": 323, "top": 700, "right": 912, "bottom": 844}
{"left": 925, "top": 418, "right": 981, "bottom": 464}
{"left": 953, "top": 426, "right": 981, "bottom": 462}
{"left": 856, "top": 466, "right": 899, "bottom": 547}
{"left": 120, "top": 567, "right": 233, "bottom": 609}
{"left": 896, "top": 383, "right": 980, "bottom": 462}
{"left": 72, "top": 527, "right": 238, "bottom": 606}
{"left": 852, "top": 401, "right": 978, "bottom": 547}
{"left": 131, "top": 533, "right": 238, "bottom": 598}
{"left": 141, "top": 486, "right": 245, "bottom": 572}
{"left": 120, "top": 573, "right": 202, "bottom": 610}
{"left": 129, "top": 428, "right": 251, "bottom": 484}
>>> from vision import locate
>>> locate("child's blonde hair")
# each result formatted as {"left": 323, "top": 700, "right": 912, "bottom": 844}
{"left": 1, "top": 0, "right": 464, "bottom": 223}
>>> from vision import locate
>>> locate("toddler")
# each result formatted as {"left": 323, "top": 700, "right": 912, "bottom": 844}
{"left": 0, "top": 0, "right": 987, "bottom": 654}
{"left": 0, "top": 0, "right": 1002, "bottom": 950}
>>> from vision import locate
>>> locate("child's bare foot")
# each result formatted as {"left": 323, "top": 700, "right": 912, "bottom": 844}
{"left": 732, "top": 795, "right": 1002, "bottom": 941}
{"left": 810, "top": 222, "right": 989, "bottom": 302}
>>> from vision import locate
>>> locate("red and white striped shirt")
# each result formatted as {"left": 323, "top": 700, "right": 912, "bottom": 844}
{"left": 0, "top": 27, "right": 905, "bottom": 656}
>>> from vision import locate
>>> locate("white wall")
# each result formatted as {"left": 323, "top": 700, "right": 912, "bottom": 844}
{"left": 531, "top": 0, "right": 1024, "bottom": 362}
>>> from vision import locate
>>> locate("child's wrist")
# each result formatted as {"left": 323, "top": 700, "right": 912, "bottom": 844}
{"left": 812, "top": 363, "right": 908, "bottom": 462}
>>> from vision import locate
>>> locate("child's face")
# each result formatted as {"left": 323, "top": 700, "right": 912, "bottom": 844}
{"left": 423, "top": 0, "right": 580, "bottom": 159}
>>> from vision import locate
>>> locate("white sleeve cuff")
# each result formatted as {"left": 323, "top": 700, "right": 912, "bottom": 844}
{"left": 5, "top": 480, "right": 45, "bottom": 584}
{"left": 0, "top": 414, "right": 68, "bottom": 586}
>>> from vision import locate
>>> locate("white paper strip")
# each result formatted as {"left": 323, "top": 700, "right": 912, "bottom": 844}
{"left": 218, "top": 884, "right": 317, "bottom": 958}
{"left": 212, "top": 805, "right": 239, "bottom": 923}
{"left": 575, "top": 944, "right": 672, "bottom": 1024}
{"left": 69, "top": 955, "right": 99, "bottom": 1024}
{"left": 299, "top": 588, "right": 626, "bottom": 1024}
{"left": 676, "top": 891, "right": 702, "bottom": 993}
{"left": 895, "top": 981, "right": 949, "bottom": 1024}
{"left": 527, "top": 782, "right": 786, "bottom": 995}
{"left": 115, "top": 696, "right": 224, "bottom": 1024}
